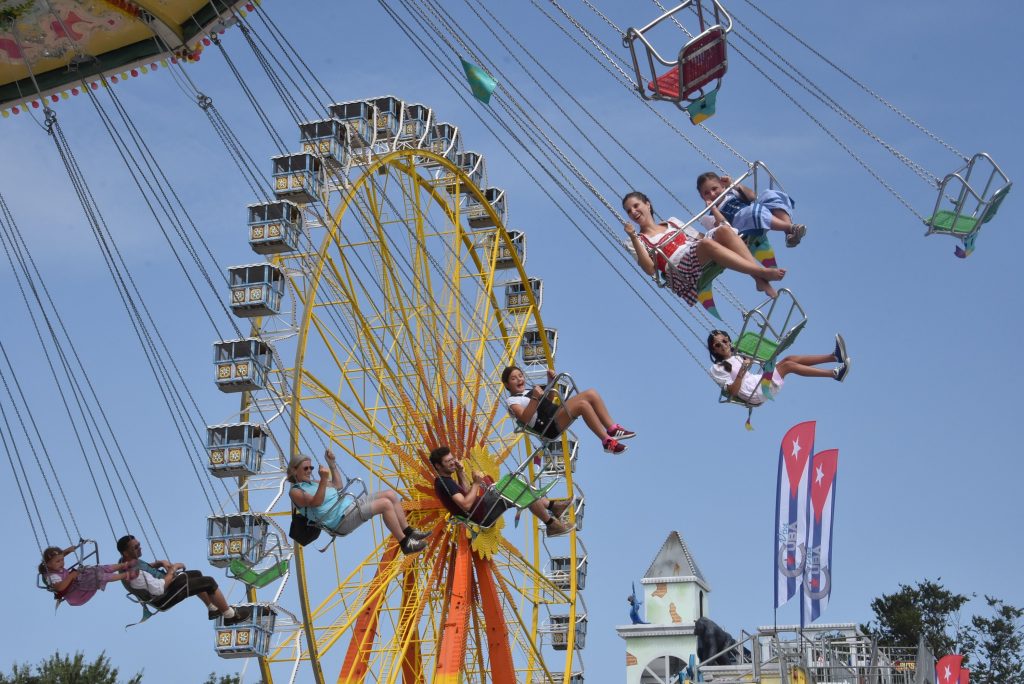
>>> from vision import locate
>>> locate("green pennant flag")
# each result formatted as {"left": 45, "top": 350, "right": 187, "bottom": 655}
{"left": 461, "top": 58, "right": 497, "bottom": 104}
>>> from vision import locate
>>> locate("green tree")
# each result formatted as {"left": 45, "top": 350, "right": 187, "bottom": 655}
{"left": 202, "top": 674, "right": 241, "bottom": 684}
{"left": 860, "top": 578, "right": 971, "bottom": 656}
{"left": 0, "top": 651, "right": 141, "bottom": 684}
{"left": 961, "top": 596, "right": 1024, "bottom": 684}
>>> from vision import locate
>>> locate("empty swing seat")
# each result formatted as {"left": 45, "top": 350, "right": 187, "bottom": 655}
{"left": 648, "top": 27, "right": 728, "bottom": 101}
{"left": 214, "top": 603, "right": 277, "bottom": 659}
{"left": 227, "top": 558, "right": 289, "bottom": 589}
{"left": 925, "top": 152, "right": 1012, "bottom": 256}
{"left": 206, "top": 423, "right": 266, "bottom": 477}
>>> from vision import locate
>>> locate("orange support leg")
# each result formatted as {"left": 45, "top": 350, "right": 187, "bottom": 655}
{"left": 473, "top": 554, "right": 516, "bottom": 684}
{"left": 433, "top": 535, "right": 472, "bottom": 684}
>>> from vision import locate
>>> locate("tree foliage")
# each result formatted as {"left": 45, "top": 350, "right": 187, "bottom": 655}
{"left": 0, "top": 651, "right": 141, "bottom": 684}
{"left": 861, "top": 578, "right": 971, "bottom": 656}
{"left": 203, "top": 674, "right": 241, "bottom": 684}
{"left": 863, "top": 580, "right": 1024, "bottom": 684}
{"left": 961, "top": 596, "right": 1024, "bottom": 684}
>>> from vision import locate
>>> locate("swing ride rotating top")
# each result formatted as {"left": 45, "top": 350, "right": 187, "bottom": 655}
{"left": 205, "top": 95, "right": 589, "bottom": 684}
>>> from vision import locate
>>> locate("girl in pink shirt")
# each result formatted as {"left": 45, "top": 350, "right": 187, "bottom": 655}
{"left": 40, "top": 545, "right": 136, "bottom": 606}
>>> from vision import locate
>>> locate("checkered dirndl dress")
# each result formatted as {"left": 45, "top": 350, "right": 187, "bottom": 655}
{"left": 638, "top": 224, "right": 703, "bottom": 306}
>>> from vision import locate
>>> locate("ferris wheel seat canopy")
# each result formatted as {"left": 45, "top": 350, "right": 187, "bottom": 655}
{"left": 547, "top": 554, "right": 588, "bottom": 592}
{"left": 206, "top": 422, "right": 266, "bottom": 477}
{"left": 213, "top": 603, "right": 278, "bottom": 659}
{"left": 213, "top": 338, "right": 272, "bottom": 393}
{"left": 248, "top": 200, "right": 303, "bottom": 255}
{"left": 271, "top": 153, "right": 324, "bottom": 204}
{"left": 206, "top": 513, "right": 274, "bottom": 568}
{"left": 0, "top": 0, "right": 255, "bottom": 110}
{"left": 228, "top": 263, "right": 286, "bottom": 318}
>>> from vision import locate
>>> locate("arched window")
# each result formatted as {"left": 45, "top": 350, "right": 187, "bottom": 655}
{"left": 640, "top": 655, "right": 688, "bottom": 684}
{"left": 699, "top": 590, "right": 705, "bottom": 618}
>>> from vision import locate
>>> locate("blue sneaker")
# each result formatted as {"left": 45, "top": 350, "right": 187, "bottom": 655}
{"left": 833, "top": 361, "right": 850, "bottom": 383}
{"left": 833, "top": 334, "right": 848, "bottom": 364}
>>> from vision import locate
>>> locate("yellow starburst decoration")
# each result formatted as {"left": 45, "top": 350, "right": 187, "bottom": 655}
{"left": 463, "top": 445, "right": 504, "bottom": 559}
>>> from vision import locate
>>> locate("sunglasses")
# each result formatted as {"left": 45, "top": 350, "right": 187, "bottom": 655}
{"left": 301, "top": 465, "right": 314, "bottom": 471}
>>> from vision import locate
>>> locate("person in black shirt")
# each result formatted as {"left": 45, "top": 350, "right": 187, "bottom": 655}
{"left": 429, "top": 446, "right": 571, "bottom": 535}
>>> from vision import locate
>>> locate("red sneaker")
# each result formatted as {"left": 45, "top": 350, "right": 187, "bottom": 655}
{"left": 606, "top": 424, "right": 636, "bottom": 440}
{"left": 602, "top": 437, "right": 627, "bottom": 454}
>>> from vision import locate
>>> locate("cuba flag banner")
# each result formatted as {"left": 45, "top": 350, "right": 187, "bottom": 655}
{"left": 775, "top": 421, "right": 815, "bottom": 608}
{"left": 936, "top": 655, "right": 964, "bottom": 684}
{"left": 802, "top": 448, "right": 839, "bottom": 626}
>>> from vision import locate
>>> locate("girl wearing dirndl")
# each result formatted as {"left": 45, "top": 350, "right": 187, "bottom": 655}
{"left": 622, "top": 191, "right": 786, "bottom": 304}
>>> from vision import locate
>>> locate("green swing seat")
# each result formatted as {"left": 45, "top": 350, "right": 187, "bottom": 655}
{"left": 451, "top": 474, "right": 559, "bottom": 528}
{"left": 227, "top": 558, "right": 290, "bottom": 589}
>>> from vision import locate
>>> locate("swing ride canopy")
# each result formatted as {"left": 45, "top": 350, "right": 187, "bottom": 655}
{"left": 0, "top": 0, "right": 253, "bottom": 110}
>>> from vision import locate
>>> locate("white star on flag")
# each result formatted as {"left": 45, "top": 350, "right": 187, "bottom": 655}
{"left": 790, "top": 437, "right": 801, "bottom": 460}
{"left": 815, "top": 464, "right": 825, "bottom": 485}
{"left": 944, "top": 665, "right": 952, "bottom": 682}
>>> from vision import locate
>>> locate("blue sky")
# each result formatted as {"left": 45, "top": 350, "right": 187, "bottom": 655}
{"left": 1, "top": 0, "right": 1021, "bottom": 681}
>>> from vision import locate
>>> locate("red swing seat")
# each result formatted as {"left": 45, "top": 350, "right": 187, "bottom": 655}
{"left": 647, "top": 27, "right": 728, "bottom": 101}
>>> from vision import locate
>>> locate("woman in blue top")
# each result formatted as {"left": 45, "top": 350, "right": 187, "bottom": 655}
{"left": 287, "top": 449, "right": 430, "bottom": 555}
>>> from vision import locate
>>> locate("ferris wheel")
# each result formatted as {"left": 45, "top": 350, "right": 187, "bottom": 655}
{"left": 206, "top": 96, "right": 587, "bottom": 683}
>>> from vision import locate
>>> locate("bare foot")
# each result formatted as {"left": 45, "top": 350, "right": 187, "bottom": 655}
{"left": 763, "top": 267, "right": 786, "bottom": 282}
{"left": 755, "top": 278, "right": 778, "bottom": 299}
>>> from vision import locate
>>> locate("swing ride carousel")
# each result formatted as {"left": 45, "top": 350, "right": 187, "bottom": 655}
{"left": 2, "top": 1, "right": 1015, "bottom": 683}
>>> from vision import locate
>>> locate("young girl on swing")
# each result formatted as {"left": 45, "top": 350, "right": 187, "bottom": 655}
{"left": 697, "top": 172, "right": 806, "bottom": 248}
{"left": 40, "top": 545, "right": 137, "bottom": 606}
{"left": 622, "top": 191, "right": 786, "bottom": 305}
{"left": 707, "top": 330, "right": 850, "bottom": 404}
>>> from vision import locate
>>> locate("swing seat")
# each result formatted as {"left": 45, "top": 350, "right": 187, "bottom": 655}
{"left": 227, "top": 558, "right": 290, "bottom": 589}
{"left": 924, "top": 153, "right": 1012, "bottom": 254}
{"left": 647, "top": 27, "right": 728, "bottom": 101}
{"left": 694, "top": 231, "right": 761, "bottom": 291}
{"left": 492, "top": 473, "right": 557, "bottom": 508}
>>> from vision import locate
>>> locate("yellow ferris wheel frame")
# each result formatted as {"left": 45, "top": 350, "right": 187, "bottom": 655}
{"left": 246, "top": 148, "right": 583, "bottom": 684}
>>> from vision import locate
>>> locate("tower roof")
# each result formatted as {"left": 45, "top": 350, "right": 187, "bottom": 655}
{"left": 642, "top": 531, "right": 708, "bottom": 587}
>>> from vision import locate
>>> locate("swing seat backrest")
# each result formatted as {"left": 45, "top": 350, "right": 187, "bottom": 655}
{"left": 735, "top": 331, "right": 778, "bottom": 364}
{"left": 648, "top": 27, "right": 728, "bottom": 101}
{"left": 491, "top": 473, "right": 557, "bottom": 509}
